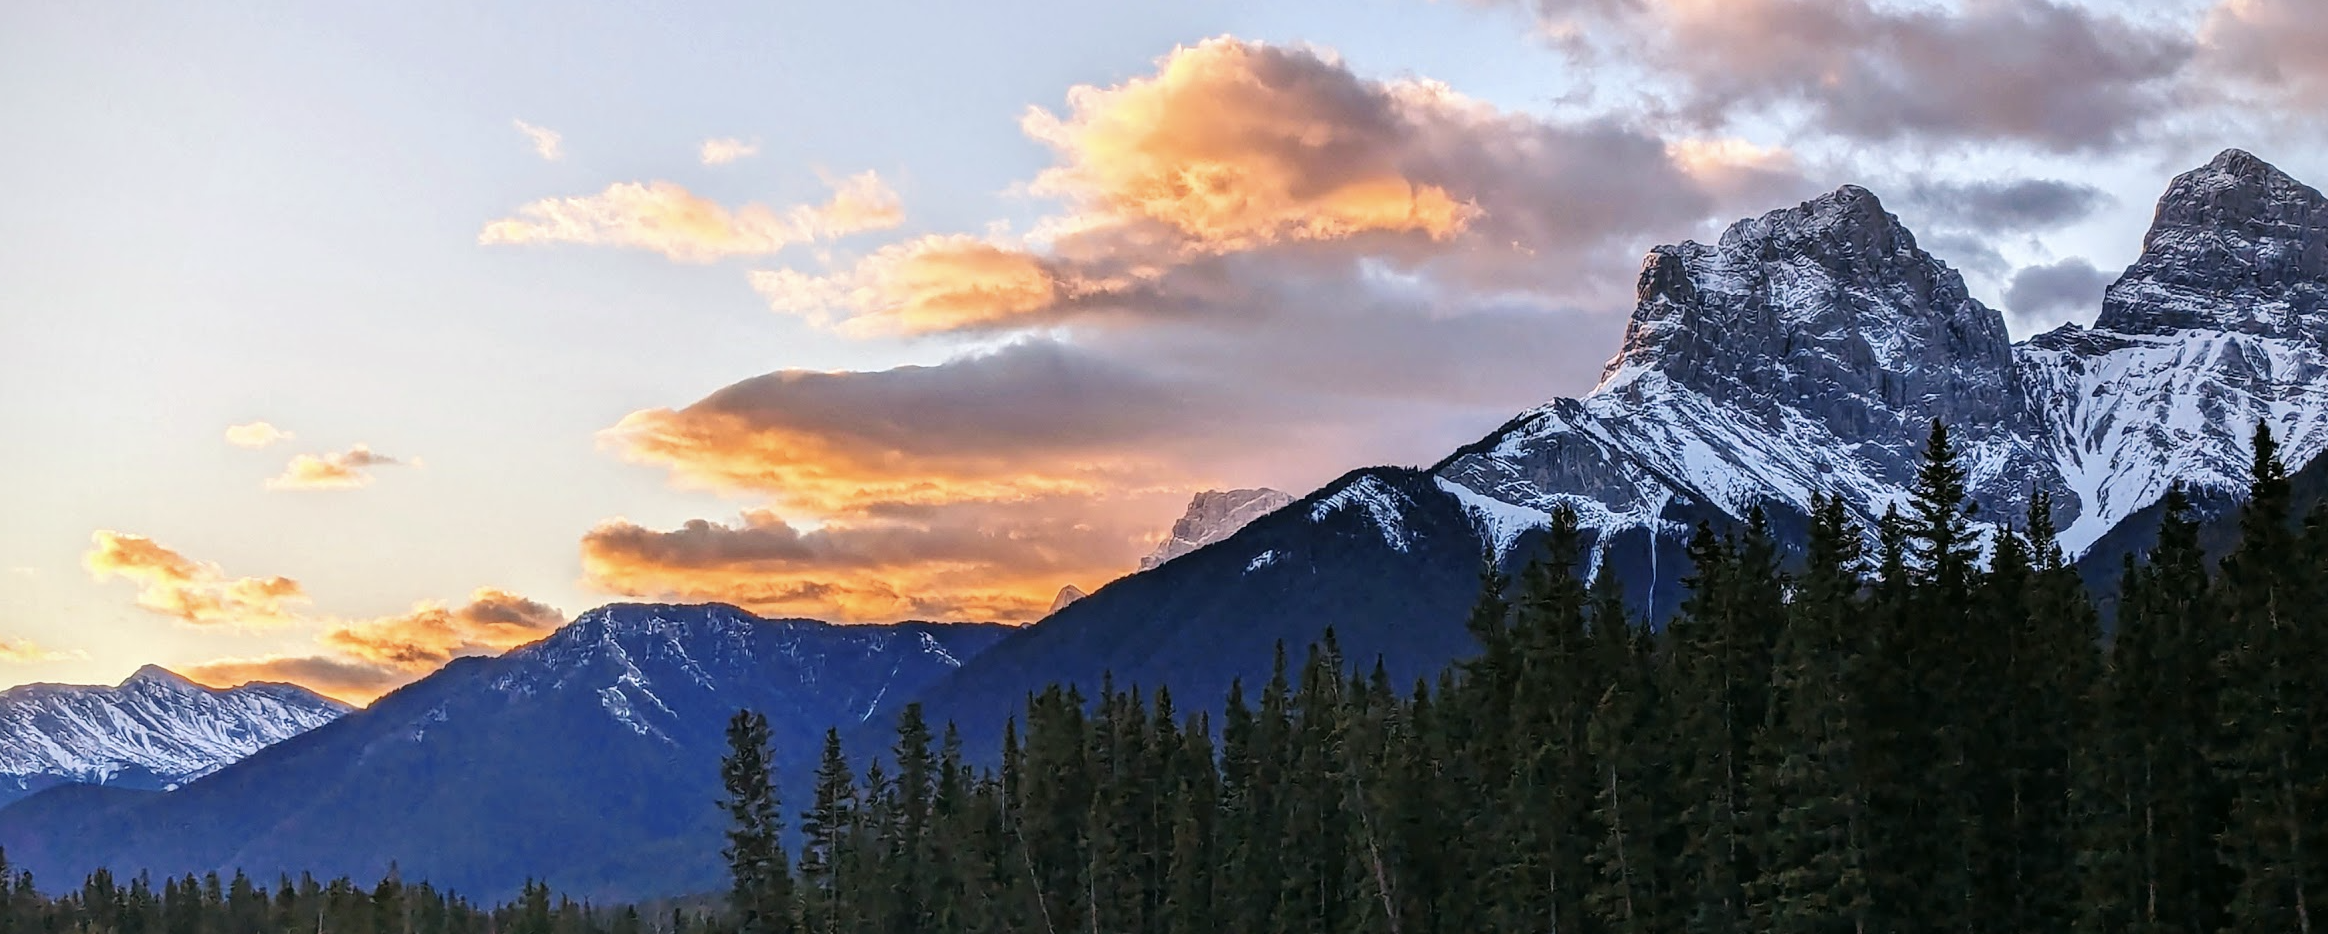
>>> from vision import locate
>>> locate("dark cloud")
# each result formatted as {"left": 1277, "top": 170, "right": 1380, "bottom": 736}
{"left": 1507, "top": 0, "right": 2196, "bottom": 151}
{"left": 2005, "top": 257, "right": 2115, "bottom": 323}
{"left": 1905, "top": 178, "right": 2112, "bottom": 233}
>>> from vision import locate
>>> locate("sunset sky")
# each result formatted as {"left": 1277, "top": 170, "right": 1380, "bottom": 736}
{"left": 3, "top": 0, "right": 2323, "bottom": 703}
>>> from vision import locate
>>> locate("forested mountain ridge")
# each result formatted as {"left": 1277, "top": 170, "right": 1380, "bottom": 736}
{"left": 702, "top": 422, "right": 2325, "bottom": 934}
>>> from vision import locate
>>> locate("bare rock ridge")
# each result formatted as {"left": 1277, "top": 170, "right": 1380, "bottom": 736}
{"left": 1139, "top": 488, "right": 1296, "bottom": 570}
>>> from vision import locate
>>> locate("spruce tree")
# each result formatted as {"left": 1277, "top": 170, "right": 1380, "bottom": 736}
{"left": 719, "top": 709, "right": 794, "bottom": 934}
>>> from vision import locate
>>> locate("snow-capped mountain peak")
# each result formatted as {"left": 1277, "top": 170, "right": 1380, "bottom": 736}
{"left": 0, "top": 669, "right": 349, "bottom": 806}
{"left": 1437, "top": 152, "right": 2328, "bottom": 563}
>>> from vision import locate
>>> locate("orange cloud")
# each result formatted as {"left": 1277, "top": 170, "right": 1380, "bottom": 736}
{"left": 266, "top": 444, "right": 410, "bottom": 491}
{"left": 184, "top": 589, "right": 566, "bottom": 705}
{"left": 581, "top": 502, "right": 1161, "bottom": 623}
{"left": 599, "top": 341, "right": 1233, "bottom": 508}
{"left": 0, "top": 638, "right": 86, "bottom": 664}
{"left": 479, "top": 172, "right": 903, "bottom": 263}
{"left": 83, "top": 531, "right": 306, "bottom": 627}
{"left": 183, "top": 655, "right": 403, "bottom": 706}
{"left": 1022, "top": 38, "right": 1478, "bottom": 249}
{"left": 752, "top": 235, "right": 1092, "bottom": 335}
{"left": 224, "top": 421, "right": 293, "bottom": 449}
{"left": 753, "top": 37, "right": 1800, "bottom": 336}
{"left": 318, "top": 588, "right": 564, "bottom": 669}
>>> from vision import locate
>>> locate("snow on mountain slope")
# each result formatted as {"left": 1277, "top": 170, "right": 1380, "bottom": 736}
{"left": 0, "top": 666, "right": 347, "bottom": 806}
{"left": 1419, "top": 183, "right": 2067, "bottom": 560}
{"left": 1361, "top": 150, "right": 2328, "bottom": 564}
{"left": 2026, "top": 150, "right": 2328, "bottom": 552}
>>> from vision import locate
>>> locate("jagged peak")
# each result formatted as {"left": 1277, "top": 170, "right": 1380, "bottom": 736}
{"left": 2096, "top": 148, "right": 2328, "bottom": 339}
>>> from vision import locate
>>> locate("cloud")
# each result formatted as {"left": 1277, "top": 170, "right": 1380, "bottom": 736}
{"left": 267, "top": 444, "right": 410, "bottom": 491}
{"left": 581, "top": 502, "right": 1159, "bottom": 623}
{"left": 183, "top": 589, "right": 565, "bottom": 705}
{"left": 700, "top": 138, "right": 760, "bottom": 165}
{"left": 183, "top": 655, "right": 404, "bottom": 705}
{"left": 318, "top": 589, "right": 565, "bottom": 669}
{"left": 755, "top": 37, "right": 1810, "bottom": 336}
{"left": 603, "top": 340, "right": 1232, "bottom": 508}
{"left": 478, "top": 172, "right": 903, "bottom": 263}
{"left": 0, "top": 639, "right": 86, "bottom": 664}
{"left": 1510, "top": 0, "right": 2195, "bottom": 151}
{"left": 2202, "top": 0, "right": 2328, "bottom": 104}
{"left": 514, "top": 119, "right": 564, "bottom": 161}
{"left": 2005, "top": 256, "right": 2114, "bottom": 323}
{"left": 224, "top": 421, "right": 293, "bottom": 449}
{"left": 1904, "top": 178, "right": 2112, "bottom": 233}
{"left": 607, "top": 37, "right": 1810, "bottom": 620}
{"left": 83, "top": 531, "right": 306, "bottom": 627}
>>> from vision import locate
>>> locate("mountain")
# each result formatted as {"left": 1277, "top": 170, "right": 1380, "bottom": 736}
{"left": 904, "top": 149, "right": 2328, "bottom": 754}
{"left": 0, "top": 605, "right": 1011, "bottom": 902}
{"left": 1139, "top": 488, "right": 1296, "bottom": 570}
{"left": 13, "top": 151, "right": 2324, "bottom": 905}
{"left": 0, "top": 666, "right": 346, "bottom": 808}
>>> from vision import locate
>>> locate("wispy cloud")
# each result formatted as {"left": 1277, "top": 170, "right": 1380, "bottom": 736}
{"left": 699, "top": 137, "right": 760, "bottom": 165}
{"left": 514, "top": 119, "right": 564, "bottom": 161}
{"left": 83, "top": 531, "right": 306, "bottom": 628}
{"left": 266, "top": 444, "right": 411, "bottom": 491}
{"left": 479, "top": 172, "right": 903, "bottom": 263}
{"left": 0, "top": 638, "right": 87, "bottom": 664}
{"left": 224, "top": 421, "right": 293, "bottom": 449}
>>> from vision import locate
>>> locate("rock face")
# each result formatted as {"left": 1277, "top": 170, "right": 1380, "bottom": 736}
{"left": 2096, "top": 149, "right": 2328, "bottom": 338}
{"left": 1139, "top": 488, "right": 1296, "bottom": 570}
{"left": 0, "top": 666, "right": 346, "bottom": 807}
{"left": 0, "top": 606, "right": 1012, "bottom": 902}
{"left": 2029, "top": 150, "right": 2328, "bottom": 550}
{"left": 1438, "top": 183, "right": 2068, "bottom": 563}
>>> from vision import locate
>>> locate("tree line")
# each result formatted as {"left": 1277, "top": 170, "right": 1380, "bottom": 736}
{"left": 715, "top": 422, "right": 2325, "bottom": 934}
{"left": 0, "top": 857, "right": 700, "bottom": 934}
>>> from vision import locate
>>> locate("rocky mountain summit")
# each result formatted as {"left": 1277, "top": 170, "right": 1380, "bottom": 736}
{"left": 0, "top": 666, "right": 346, "bottom": 807}
{"left": 1139, "top": 488, "right": 1295, "bottom": 570}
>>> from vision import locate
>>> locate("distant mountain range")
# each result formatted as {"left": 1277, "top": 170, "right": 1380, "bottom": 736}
{"left": 0, "top": 666, "right": 345, "bottom": 808}
{"left": 7, "top": 149, "right": 2325, "bottom": 904}
{"left": 0, "top": 607, "right": 1007, "bottom": 901}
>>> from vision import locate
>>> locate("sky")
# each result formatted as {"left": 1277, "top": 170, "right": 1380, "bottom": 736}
{"left": 2, "top": 0, "right": 2323, "bottom": 704}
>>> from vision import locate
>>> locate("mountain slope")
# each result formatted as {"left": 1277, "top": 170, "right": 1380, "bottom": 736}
{"left": 0, "top": 667, "right": 346, "bottom": 807}
{"left": 0, "top": 605, "right": 1010, "bottom": 902}
{"left": 902, "top": 149, "right": 2328, "bottom": 751}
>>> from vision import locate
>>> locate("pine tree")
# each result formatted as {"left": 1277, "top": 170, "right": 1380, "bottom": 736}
{"left": 2213, "top": 424, "right": 2322, "bottom": 933}
{"left": 719, "top": 709, "right": 794, "bottom": 934}
{"left": 1747, "top": 494, "right": 1871, "bottom": 934}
